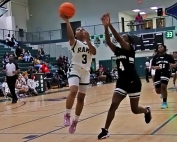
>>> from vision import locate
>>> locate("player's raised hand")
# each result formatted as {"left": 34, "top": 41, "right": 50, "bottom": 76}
{"left": 60, "top": 14, "right": 69, "bottom": 22}
{"left": 101, "top": 13, "right": 110, "bottom": 26}
{"left": 83, "top": 31, "right": 90, "bottom": 41}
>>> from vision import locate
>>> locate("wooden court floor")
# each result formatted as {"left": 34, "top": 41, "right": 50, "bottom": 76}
{"left": 0, "top": 79, "right": 177, "bottom": 142}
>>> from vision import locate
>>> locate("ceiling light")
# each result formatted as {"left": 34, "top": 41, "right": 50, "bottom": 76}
{"left": 133, "top": 9, "right": 140, "bottom": 12}
{"left": 140, "top": 12, "right": 146, "bottom": 15}
{"left": 150, "top": 7, "right": 158, "bottom": 10}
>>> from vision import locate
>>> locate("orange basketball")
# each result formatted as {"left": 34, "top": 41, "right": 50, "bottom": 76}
{"left": 59, "top": 2, "right": 75, "bottom": 18}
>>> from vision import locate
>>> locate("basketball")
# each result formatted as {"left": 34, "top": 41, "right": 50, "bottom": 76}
{"left": 59, "top": 2, "right": 75, "bottom": 18}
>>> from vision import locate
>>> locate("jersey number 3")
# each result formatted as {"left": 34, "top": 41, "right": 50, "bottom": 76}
{"left": 119, "top": 61, "right": 124, "bottom": 71}
{"left": 82, "top": 54, "right": 87, "bottom": 64}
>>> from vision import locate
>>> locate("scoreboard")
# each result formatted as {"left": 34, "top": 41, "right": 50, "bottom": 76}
{"left": 133, "top": 32, "right": 164, "bottom": 51}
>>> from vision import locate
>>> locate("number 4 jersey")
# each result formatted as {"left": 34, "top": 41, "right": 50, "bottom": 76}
{"left": 114, "top": 46, "right": 139, "bottom": 80}
{"left": 71, "top": 40, "right": 93, "bottom": 71}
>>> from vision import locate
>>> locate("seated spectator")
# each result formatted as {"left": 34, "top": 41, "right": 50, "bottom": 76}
{"left": 2, "top": 77, "right": 11, "bottom": 99}
{"left": 14, "top": 45, "right": 23, "bottom": 60}
{"left": 37, "top": 48, "right": 49, "bottom": 60}
{"left": 5, "top": 34, "right": 14, "bottom": 47}
{"left": 97, "top": 69, "right": 106, "bottom": 85}
{"left": 57, "top": 55, "right": 63, "bottom": 67}
{"left": 15, "top": 74, "right": 28, "bottom": 97}
{"left": 104, "top": 68, "right": 112, "bottom": 83}
{"left": 58, "top": 66, "right": 67, "bottom": 80}
{"left": 2, "top": 52, "right": 9, "bottom": 65}
{"left": 11, "top": 34, "right": 18, "bottom": 46}
{"left": 23, "top": 50, "right": 32, "bottom": 62}
{"left": 33, "top": 58, "right": 42, "bottom": 70}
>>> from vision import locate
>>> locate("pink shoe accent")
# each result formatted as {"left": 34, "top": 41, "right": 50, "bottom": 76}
{"left": 63, "top": 113, "right": 70, "bottom": 126}
{"left": 69, "top": 119, "right": 78, "bottom": 134}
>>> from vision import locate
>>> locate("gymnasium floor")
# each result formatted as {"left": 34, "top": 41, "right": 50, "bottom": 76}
{"left": 0, "top": 79, "right": 177, "bottom": 142}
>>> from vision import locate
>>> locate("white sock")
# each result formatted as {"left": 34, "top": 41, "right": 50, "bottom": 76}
{"left": 74, "top": 115, "right": 79, "bottom": 121}
{"left": 66, "top": 109, "right": 71, "bottom": 114}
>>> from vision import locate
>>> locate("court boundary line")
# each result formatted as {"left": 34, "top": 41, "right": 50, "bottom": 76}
{"left": 150, "top": 114, "right": 177, "bottom": 135}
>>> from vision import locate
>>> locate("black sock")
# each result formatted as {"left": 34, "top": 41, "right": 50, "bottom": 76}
{"left": 163, "top": 98, "right": 167, "bottom": 102}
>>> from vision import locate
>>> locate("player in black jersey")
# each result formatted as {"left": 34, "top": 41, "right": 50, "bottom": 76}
{"left": 97, "top": 13, "right": 152, "bottom": 140}
{"left": 172, "top": 52, "right": 177, "bottom": 88}
{"left": 151, "top": 45, "right": 177, "bottom": 109}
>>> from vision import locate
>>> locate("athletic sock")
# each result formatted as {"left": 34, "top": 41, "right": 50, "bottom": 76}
{"left": 74, "top": 115, "right": 79, "bottom": 121}
{"left": 66, "top": 109, "right": 71, "bottom": 114}
{"left": 163, "top": 98, "right": 167, "bottom": 103}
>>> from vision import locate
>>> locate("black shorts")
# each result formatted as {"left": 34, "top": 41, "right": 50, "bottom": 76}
{"left": 154, "top": 71, "right": 171, "bottom": 88}
{"left": 172, "top": 68, "right": 177, "bottom": 75}
{"left": 114, "top": 77, "right": 142, "bottom": 98}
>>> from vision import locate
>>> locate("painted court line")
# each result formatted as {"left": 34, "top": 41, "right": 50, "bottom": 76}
{"left": 0, "top": 91, "right": 112, "bottom": 131}
{"left": 150, "top": 113, "right": 177, "bottom": 135}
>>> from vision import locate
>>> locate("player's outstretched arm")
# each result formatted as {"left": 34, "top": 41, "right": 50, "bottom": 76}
{"left": 101, "top": 14, "right": 117, "bottom": 53}
{"left": 104, "top": 13, "right": 131, "bottom": 51}
{"left": 83, "top": 31, "right": 96, "bottom": 55}
{"left": 60, "top": 14, "right": 75, "bottom": 46}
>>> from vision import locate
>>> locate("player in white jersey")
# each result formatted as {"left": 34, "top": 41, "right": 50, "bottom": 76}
{"left": 60, "top": 14, "right": 96, "bottom": 134}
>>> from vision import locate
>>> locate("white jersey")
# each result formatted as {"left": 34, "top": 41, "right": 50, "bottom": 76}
{"left": 71, "top": 40, "right": 93, "bottom": 71}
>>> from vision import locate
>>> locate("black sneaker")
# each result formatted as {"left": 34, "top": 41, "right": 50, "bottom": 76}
{"left": 12, "top": 98, "right": 18, "bottom": 104}
{"left": 98, "top": 128, "right": 110, "bottom": 139}
{"left": 144, "top": 106, "right": 152, "bottom": 123}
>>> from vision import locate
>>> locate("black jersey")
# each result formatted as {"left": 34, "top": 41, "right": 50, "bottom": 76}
{"left": 152, "top": 53, "right": 175, "bottom": 73}
{"left": 174, "top": 58, "right": 177, "bottom": 68}
{"left": 114, "top": 46, "right": 138, "bottom": 80}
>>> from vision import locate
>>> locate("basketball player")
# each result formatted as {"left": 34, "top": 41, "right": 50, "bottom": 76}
{"left": 172, "top": 52, "right": 177, "bottom": 88}
{"left": 60, "top": 14, "right": 96, "bottom": 134}
{"left": 98, "top": 13, "right": 152, "bottom": 140}
{"left": 151, "top": 45, "right": 176, "bottom": 109}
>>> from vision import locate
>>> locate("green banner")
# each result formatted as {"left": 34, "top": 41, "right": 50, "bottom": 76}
{"left": 94, "top": 35, "right": 101, "bottom": 48}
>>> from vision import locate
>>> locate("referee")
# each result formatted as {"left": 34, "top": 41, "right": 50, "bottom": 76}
{"left": 3, "top": 54, "right": 20, "bottom": 103}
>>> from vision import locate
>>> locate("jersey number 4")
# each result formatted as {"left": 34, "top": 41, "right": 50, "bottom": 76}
{"left": 119, "top": 61, "right": 125, "bottom": 71}
{"left": 82, "top": 54, "right": 87, "bottom": 64}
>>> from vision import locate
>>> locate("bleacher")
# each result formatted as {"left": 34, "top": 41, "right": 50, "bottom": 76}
{"left": 0, "top": 44, "right": 58, "bottom": 82}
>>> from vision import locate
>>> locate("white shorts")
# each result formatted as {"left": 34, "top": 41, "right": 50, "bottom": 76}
{"left": 68, "top": 65, "right": 90, "bottom": 93}
{"left": 151, "top": 69, "right": 156, "bottom": 76}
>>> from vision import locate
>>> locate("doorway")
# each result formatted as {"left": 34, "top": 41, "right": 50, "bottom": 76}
{"left": 121, "top": 17, "right": 125, "bottom": 32}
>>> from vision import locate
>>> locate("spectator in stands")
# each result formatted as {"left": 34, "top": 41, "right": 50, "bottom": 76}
{"left": 2, "top": 77, "right": 11, "bottom": 99}
{"left": 23, "top": 50, "right": 31, "bottom": 62}
{"left": 2, "top": 52, "right": 9, "bottom": 65}
{"left": 38, "top": 47, "right": 48, "bottom": 60}
{"left": 99, "top": 65, "right": 104, "bottom": 72}
{"left": 33, "top": 58, "right": 41, "bottom": 70}
{"left": 104, "top": 68, "right": 112, "bottom": 83}
{"left": 135, "top": 13, "right": 143, "bottom": 31}
{"left": 6, "top": 34, "right": 14, "bottom": 47}
{"left": 11, "top": 34, "right": 18, "bottom": 46}
{"left": 57, "top": 55, "right": 63, "bottom": 67}
{"left": 66, "top": 57, "right": 70, "bottom": 65}
{"left": 39, "top": 62, "right": 52, "bottom": 92}
{"left": 97, "top": 69, "right": 106, "bottom": 84}
{"left": 14, "top": 45, "right": 23, "bottom": 60}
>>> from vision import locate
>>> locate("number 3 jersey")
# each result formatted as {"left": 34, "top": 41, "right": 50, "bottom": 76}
{"left": 152, "top": 54, "right": 175, "bottom": 74}
{"left": 71, "top": 40, "right": 93, "bottom": 71}
{"left": 114, "top": 46, "right": 139, "bottom": 80}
